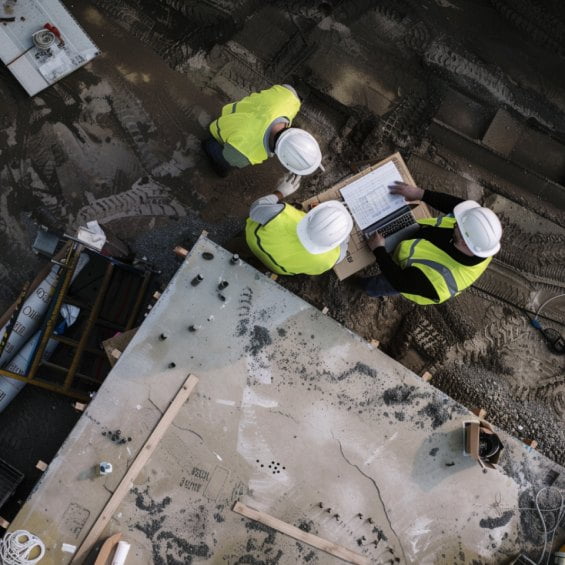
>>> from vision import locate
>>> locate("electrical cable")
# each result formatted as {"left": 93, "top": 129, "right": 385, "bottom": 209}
{"left": 0, "top": 530, "right": 45, "bottom": 565}
{"left": 531, "top": 293, "right": 565, "bottom": 355}
{"left": 472, "top": 286, "right": 565, "bottom": 354}
{"left": 535, "top": 294, "right": 565, "bottom": 320}
{"left": 516, "top": 487, "right": 565, "bottom": 565}
{"left": 472, "top": 286, "right": 565, "bottom": 328}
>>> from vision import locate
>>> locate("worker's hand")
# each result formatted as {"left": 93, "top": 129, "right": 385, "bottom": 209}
{"left": 367, "top": 232, "right": 386, "bottom": 250}
{"left": 388, "top": 181, "right": 424, "bottom": 202}
{"left": 276, "top": 173, "right": 301, "bottom": 198}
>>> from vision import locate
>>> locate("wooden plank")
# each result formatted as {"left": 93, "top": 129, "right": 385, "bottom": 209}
{"left": 93, "top": 533, "right": 121, "bottom": 565}
{"left": 36, "top": 460, "right": 48, "bottom": 472}
{"left": 232, "top": 502, "right": 369, "bottom": 565}
{"left": 471, "top": 407, "right": 487, "bottom": 419}
{"left": 72, "top": 374, "right": 199, "bottom": 564}
{"left": 421, "top": 371, "right": 432, "bottom": 382}
{"left": 174, "top": 246, "right": 188, "bottom": 258}
{"left": 101, "top": 328, "right": 138, "bottom": 367}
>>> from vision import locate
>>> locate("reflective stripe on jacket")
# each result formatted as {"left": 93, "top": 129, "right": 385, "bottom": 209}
{"left": 245, "top": 204, "right": 340, "bottom": 276}
{"left": 209, "top": 85, "right": 301, "bottom": 165}
{"left": 393, "top": 216, "right": 492, "bottom": 305}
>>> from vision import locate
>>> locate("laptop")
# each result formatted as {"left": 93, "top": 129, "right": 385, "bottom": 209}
{"left": 340, "top": 160, "right": 420, "bottom": 252}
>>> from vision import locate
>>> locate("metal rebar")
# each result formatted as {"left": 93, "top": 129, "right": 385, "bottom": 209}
{"left": 63, "top": 262, "right": 115, "bottom": 390}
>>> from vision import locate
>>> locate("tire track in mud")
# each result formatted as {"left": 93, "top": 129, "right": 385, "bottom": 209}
{"left": 423, "top": 38, "right": 565, "bottom": 133}
{"left": 73, "top": 177, "right": 186, "bottom": 227}
{"left": 108, "top": 85, "right": 163, "bottom": 172}
{"left": 496, "top": 226, "right": 565, "bottom": 284}
{"left": 490, "top": 0, "right": 565, "bottom": 57}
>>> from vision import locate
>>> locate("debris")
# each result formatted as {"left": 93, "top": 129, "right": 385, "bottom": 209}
{"left": 111, "top": 540, "right": 131, "bottom": 565}
{"left": 174, "top": 246, "right": 188, "bottom": 258}
{"left": 421, "top": 371, "right": 432, "bottom": 382}
{"left": 76, "top": 220, "right": 107, "bottom": 251}
{"left": 35, "top": 460, "right": 48, "bottom": 472}
{"left": 471, "top": 407, "right": 487, "bottom": 419}
{"left": 522, "top": 439, "right": 538, "bottom": 451}
{"left": 0, "top": 518, "right": 10, "bottom": 529}
{"left": 73, "top": 402, "right": 87, "bottom": 412}
{"left": 99, "top": 462, "right": 113, "bottom": 476}
{"left": 61, "top": 543, "right": 76, "bottom": 554}
{"left": 321, "top": 306, "right": 329, "bottom": 315}
{"left": 110, "top": 349, "right": 121, "bottom": 360}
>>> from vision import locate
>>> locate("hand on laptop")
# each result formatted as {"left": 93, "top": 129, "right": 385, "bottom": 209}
{"left": 389, "top": 181, "right": 424, "bottom": 202}
{"left": 367, "top": 231, "right": 386, "bottom": 250}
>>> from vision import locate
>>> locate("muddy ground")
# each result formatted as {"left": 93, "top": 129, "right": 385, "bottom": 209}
{"left": 0, "top": 0, "right": 564, "bottom": 487}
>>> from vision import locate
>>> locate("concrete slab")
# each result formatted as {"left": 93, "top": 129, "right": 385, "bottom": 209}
{"left": 8, "top": 236, "right": 565, "bottom": 564}
{"left": 482, "top": 109, "right": 524, "bottom": 156}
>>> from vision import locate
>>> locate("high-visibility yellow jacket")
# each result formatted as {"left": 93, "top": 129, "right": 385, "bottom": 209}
{"left": 393, "top": 216, "right": 492, "bottom": 305}
{"left": 209, "top": 85, "right": 301, "bottom": 165}
{"left": 245, "top": 204, "right": 340, "bottom": 275}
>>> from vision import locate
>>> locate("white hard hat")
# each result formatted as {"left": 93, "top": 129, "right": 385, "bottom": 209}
{"left": 274, "top": 128, "right": 323, "bottom": 176}
{"left": 297, "top": 200, "right": 353, "bottom": 254}
{"left": 453, "top": 201, "right": 502, "bottom": 258}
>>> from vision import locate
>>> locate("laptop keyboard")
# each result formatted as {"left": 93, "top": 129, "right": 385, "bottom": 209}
{"left": 366, "top": 212, "right": 415, "bottom": 238}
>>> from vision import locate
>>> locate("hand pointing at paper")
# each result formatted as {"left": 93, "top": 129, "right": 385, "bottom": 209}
{"left": 388, "top": 181, "right": 424, "bottom": 202}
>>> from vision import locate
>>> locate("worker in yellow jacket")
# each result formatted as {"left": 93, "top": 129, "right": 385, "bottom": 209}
{"left": 203, "top": 84, "right": 323, "bottom": 178}
{"left": 245, "top": 176, "right": 353, "bottom": 276}
{"left": 357, "top": 182, "right": 503, "bottom": 305}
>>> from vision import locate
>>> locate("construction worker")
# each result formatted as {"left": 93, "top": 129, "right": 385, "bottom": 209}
{"left": 245, "top": 175, "right": 353, "bottom": 276}
{"left": 357, "top": 181, "right": 503, "bottom": 305}
{"left": 203, "top": 84, "right": 323, "bottom": 178}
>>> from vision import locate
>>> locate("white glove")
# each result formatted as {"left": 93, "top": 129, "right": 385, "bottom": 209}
{"left": 276, "top": 173, "right": 301, "bottom": 197}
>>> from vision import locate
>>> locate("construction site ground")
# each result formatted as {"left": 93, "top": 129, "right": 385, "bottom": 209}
{"left": 0, "top": 0, "right": 564, "bottom": 548}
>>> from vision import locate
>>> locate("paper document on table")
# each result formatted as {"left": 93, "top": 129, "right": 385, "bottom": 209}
{"left": 340, "top": 161, "right": 406, "bottom": 230}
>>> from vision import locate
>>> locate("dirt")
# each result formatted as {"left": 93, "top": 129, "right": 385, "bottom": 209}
{"left": 0, "top": 0, "right": 564, "bottom": 523}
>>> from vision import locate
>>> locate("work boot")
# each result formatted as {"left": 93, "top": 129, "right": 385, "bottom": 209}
{"left": 201, "top": 138, "right": 232, "bottom": 178}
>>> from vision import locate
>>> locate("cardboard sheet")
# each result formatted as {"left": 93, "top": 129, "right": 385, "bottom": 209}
{"left": 302, "top": 153, "right": 431, "bottom": 280}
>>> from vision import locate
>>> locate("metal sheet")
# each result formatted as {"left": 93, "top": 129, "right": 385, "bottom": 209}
{"left": 0, "top": 0, "right": 99, "bottom": 96}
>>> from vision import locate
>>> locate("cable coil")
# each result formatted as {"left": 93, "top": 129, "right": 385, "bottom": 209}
{"left": 0, "top": 530, "right": 45, "bottom": 565}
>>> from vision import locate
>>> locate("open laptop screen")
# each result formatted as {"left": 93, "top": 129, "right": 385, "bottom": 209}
{"left": 340, "top": 161, "right": 406, "bottom": 230}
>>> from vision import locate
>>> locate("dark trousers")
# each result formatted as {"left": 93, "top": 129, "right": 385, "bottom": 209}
{"left": 358, "top": 275, "right": 400, "bottom": 298}
{"left": 201, "top": 137, "right": 233, "bottom": 177}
